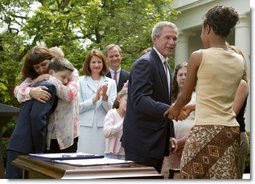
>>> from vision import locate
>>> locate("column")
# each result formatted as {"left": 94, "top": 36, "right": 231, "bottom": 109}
{"left": 235, "top": 15, "right": 250, "bottom": 65}
{"left": 174, "top": 32, "right": 190, "bottom": 66}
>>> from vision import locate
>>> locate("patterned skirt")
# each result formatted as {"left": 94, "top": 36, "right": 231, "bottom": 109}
{"left": 180, "top": 125, "right": 240, "bottom": 179}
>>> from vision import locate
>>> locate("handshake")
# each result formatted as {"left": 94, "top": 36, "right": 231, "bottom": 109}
{"left": 164, "top": 104, "right": 195, "bottom": 121}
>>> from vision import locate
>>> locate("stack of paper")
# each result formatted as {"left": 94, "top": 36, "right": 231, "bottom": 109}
{"left": 29, "top": 152, "right": 104, "bottom": 161}
{"left": 53, "top": 157, "right": 133, "bottom": 166}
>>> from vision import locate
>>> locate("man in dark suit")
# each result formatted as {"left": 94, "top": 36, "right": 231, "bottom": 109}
{"left": 105, "top": 44, "right": 129, "bottom": 92}
{"left": 122, "top": 21, "right": 183, "bottom": 173}
{"left": 5, "top": 81, "right": 58, "bottom": 179}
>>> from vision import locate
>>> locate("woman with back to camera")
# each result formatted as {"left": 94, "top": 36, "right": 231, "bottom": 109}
{"left": 165, "top": 6, "right": 246, "bottom": 179}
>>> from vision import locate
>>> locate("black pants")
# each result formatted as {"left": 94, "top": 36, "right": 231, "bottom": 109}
{"left": 125, "top": 150, "right": 164, "bottom": 173}
{"left": 5, "top": 150, "right": 23, "bottom": 179}
{"left": 44, "top": 137, "right": 79, "bottom": 153}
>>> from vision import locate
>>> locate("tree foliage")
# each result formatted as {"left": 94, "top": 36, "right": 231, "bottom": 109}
{"left": 0, "top": 0, "right": 179, "bottom": 105}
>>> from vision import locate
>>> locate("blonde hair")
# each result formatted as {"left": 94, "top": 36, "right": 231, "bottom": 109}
{"left": 104, "top": 44, "right": 122, "bottom": 56}
{"left": 49, "top": 46, "right": 65, "bottom": 57}
{"left": 112, "top": 88, "right": 128, "bottom": 109}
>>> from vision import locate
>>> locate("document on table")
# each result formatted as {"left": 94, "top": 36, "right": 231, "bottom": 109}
{"left": 29, "top": 152, "right": 104, "bottom": 161}
{"left": 54, "top": 157, "right": 133, "bottom": 166}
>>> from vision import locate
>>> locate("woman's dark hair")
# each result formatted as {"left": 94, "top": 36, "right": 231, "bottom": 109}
{"left": 82, "top": 49, "right": 108, "bottom": 76}
{"left": 172, "top": 62, "right": 188, "bottom": 103}
{"left": 203, "top": 6, "right": 239, "bottom": 37}
{"left": 21, "top": 46, "right": 53, "bottom": 80}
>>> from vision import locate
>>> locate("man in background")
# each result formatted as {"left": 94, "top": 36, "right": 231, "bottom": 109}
{"left": 105, "top": 44, "right": 129, "bottom": 92}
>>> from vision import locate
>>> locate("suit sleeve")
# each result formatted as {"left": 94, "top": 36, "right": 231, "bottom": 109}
{"left": 30, "top": 81, "right": 57, "bottom": 153}
{"left": 169, "top": 120, "right": 175, "bottom": 138}
{"left": 130, "top": 59, "right": 169, "bottom": 119}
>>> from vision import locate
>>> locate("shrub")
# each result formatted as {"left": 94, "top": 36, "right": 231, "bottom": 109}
{"left": 2, "top": 118, "right": 16, "bottom": 168}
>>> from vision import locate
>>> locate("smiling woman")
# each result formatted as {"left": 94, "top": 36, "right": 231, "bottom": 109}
{"left": 78, "top": 49, "right": 117, "bottom": 155}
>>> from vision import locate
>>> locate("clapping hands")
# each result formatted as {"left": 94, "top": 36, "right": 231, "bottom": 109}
{"left": 100, "top": 84, "right": 108, "bottom": 101}
{"left": 93, "top": 84, "right": 108, "bottom": 104}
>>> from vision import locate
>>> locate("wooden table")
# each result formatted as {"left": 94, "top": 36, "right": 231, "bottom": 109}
{"left": 12, "top": 155, "right": 163, "bottom": 179}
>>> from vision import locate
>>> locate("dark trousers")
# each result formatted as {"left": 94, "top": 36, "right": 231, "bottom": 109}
{"left": 44, "top": 137, "right": 78, "bottom": 153}
{"left": 5, "top": 150, "right": 23, "bottom": 179}
{"left": 125, "top": 150, "right": 164, "bottom": 173}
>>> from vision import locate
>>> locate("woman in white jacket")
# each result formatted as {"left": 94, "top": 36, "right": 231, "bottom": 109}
{"left": 78, "top": 49, "right": 117, "bottom": 155}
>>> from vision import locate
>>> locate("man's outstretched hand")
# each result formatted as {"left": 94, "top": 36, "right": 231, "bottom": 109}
{"left": 164, "top": 105, "right": 191, "bottom": 121}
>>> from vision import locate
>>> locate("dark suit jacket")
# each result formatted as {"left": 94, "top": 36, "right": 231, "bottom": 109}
{"left": 122, "top": 48, "right": 174, "bottom": 159}
{"left": 8, "top": 81, "right": 58, "bottom": 154}
{"left": 106, "top": 69, "right": 129, "bottom": 92}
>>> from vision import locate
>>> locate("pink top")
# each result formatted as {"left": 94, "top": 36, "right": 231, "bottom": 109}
{"left": 103, "top": 108, "right": 124, "bottom": 155}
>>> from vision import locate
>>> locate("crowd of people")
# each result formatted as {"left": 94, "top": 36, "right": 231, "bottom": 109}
{"left": 5, "top": 5, "right": 249, "bottom": 179}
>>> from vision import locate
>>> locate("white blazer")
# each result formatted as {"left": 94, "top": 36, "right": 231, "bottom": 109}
{"left": 79, "top": 75, "right": 117, "bottom": 127}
